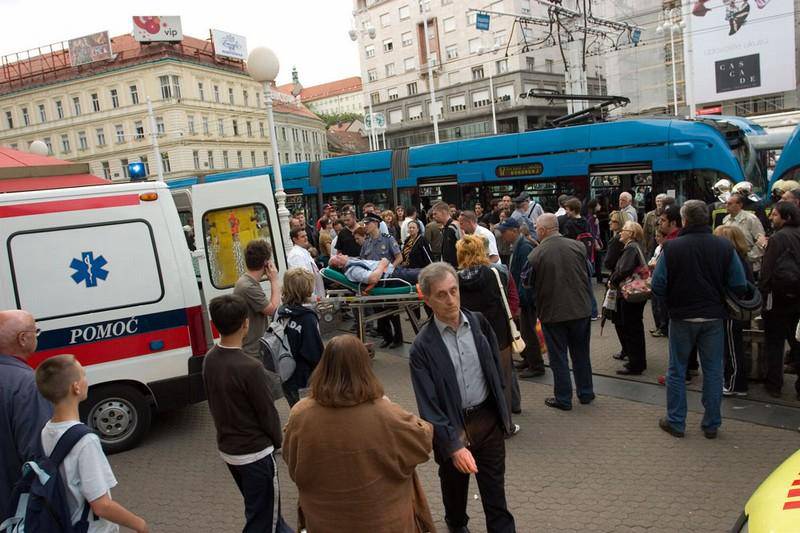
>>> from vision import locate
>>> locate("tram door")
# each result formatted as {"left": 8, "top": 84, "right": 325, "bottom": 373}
{"left": 417, "top": 178, "right": 459, "bottom": 213}
{"left": 589, "top": 167, "right": 653, "bottom": 219}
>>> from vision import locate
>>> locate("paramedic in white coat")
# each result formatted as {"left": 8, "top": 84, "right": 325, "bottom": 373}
{"left": 286, "top": 227, "right": 325, "bottom": 301}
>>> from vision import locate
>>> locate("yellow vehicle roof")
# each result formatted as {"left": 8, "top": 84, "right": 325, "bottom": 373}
{"left": 745, "top": 448, "right": 800, "bottom": 532}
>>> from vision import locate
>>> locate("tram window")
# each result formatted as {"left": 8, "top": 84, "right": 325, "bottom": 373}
{"left": 202, "top": 203, "right": 275, "bottom": 289}
{"left": 653, "top": 170, "right": 727, "bottom": 205}
{"left": 361, "top": 190, "right": 391, "bottom": 214}
{"left": 323, "top": 193, "right": 357, "bottom": 215}
{"left": 398, "top": 187, "right": 420, "bottom": 212}
{"left": 460, "top": 185, "right": 481, "bottom": 210}
{"left": 285, "top": 193, "right": 305, "bottom": 218}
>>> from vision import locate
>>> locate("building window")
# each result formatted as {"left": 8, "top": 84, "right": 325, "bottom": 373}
{"left": 60, "top": 134, "right": 70, "bottom": 153}
{"left": 472, "top": 89, "right": 491, "bottom": 108}
{"left": 468, "top": 38, "right": 481, "bottom": 54}
{"left": 365, "top": 44, "right": 375, "bottom": 58}
{"left": 259, "top": 121, "right": 265, "bottom": 137}
{"left": 472, "top": 66, "right": 485, "bottom": 80}
{"left": 96, "top": 127, "right": 106, "bottom": 146}
{"left": 388, "top": 87, "right": 399, "bottom": 100}
{"left": 91, "top": 93, "right": 100, "bottom": 112}
{"left": 188, "top": 116, "right": 196, "bottom": 134}
{"left": 399, "top": 4, "right": 410, "bottom": 19}
{"left": 159, "top": 75, "right": 181, "bottom": 99}
{"left": 110, "top": 89, "right": 119, "bottom": 108}
{"left": 55, "top": 100, "right": 63, "bottom": 119}
{"left": 443, "top": 17, "right": 456, "bottom": 32}
{"left": 208, "top": 151, "right": 215, "bottom": 169}
{"left": 445, "top": 44, "right": 458, "bottom": 60}
{"left": 72, "top": 97, "right": 81, "bottom": 116}
{"left": 526, "top": 57, "right": 536, "bottom": 71}
{"left": 246, "top": 121, "right": 252, "bottom": 136}
{"left": 449, "top": 94, "right": 466, "bottom": 112}
{"left": 21, "top": 107, "right": 30, "bottom": 126}
{"left": 4, "top": 110, "right": 12, "bottom": 129}
{"left": 263, "top": 150, "right": 268, "bottom": 164}
{"left": 121, "top": 158, "right": 130, "bottom": 178}
{"left": 115, "top": 124, "right": 124, "bottom": 143}
{"left": 371, "top": 92, "right": 381, "bottom": 105}
{"left": 546, "top": 59, "right": 554, "bottom": 73}
{"left": 223, "top": 150, "right": 229, "bottom": 168}
{"left": 134, "top": 121, "right": 144, "bottom": 140}
{"left": 101, "top": 161, "right": 111, "bottom": 179}
{"left": 203, "top": 116, "right": 210, "bottom": 135}
{"left": 401, "top": 31, "right": 413, "bottom": 47}
{"left": 367, "top": 69, "right": 378, "bottom": 82}
{"left": 281, "top": 127, "right": 287, "bottom": 141}
{"left": 218, "top": 118, "right": 225, "bottom": 136}
{"left": 161, "top": 152, "right": 171, "bottom": 173}
{"left": 198, "top": 82, "right": 205, "bottom": 101}
{"left": 251, "top": 151, "right": 257, "bottom": 166}
{"left": 383, "top": 38, "right": 393, "bottom": 53}
{"left": 237, "top": 150, "right": 243, "bottom": 167}
{"left": 496, "top": 59, "right": 508, "bottom": 74}
{"left": 407, "top": 82, "right": 418, "bottom": 95}
{"left": 449, "top": 72, "right": 459, "bottom": 85}
{"left": 38, "top": 104, "right": 46, "bottom": 123}
{"left": 130, "top": 85, "right": 139, "bottom": 105}
{"left": 78, "top": 131, "right": 88, "bottom": 150}
{"left": 233, "top": 119, "right": 240, "bottom": 136}
{"left": 214, "top": 85, "right": 220, "bottom": 102}
{"left": 404, "top": 57, "right": 415, "bottom": 72}
{"left": 255, "top": 92, "right": 260, "bottom": 107}
{"left": 43, "top": 137, "right": 52, "bottom": 154}
{"left": 193, "top": 150, "right": 200, "bottom": 169}
{"left": 385, "top": 63, "right": 396, "bottom": 77}
{"left": 408, "top": 104, "right": 423, "bottom": 120}
{"left": 380, "top": 12, "right": 391, "bottom": 27}
{"left": 156, "top": 117, "right": 165, "bottom": 134}
{"left": 494, "top": 30, "right": 506, "bottom": 47}
{"left": 243, "top": 90, "right": 249, "bottom": 106}
{"left": 138, "top": 155, "right": 149, "bottom": 176}
{"left": 467, "top": 11, "right": 477, "bottom": 25}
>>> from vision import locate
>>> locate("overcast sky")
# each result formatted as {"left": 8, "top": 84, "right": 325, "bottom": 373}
{"left": 0, "top": 0, "right": 361, "bottom": 87}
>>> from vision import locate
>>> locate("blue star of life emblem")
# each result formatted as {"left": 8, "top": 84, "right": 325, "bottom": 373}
{"left": 70, "top": 252, "right": 109, "bottom": 288}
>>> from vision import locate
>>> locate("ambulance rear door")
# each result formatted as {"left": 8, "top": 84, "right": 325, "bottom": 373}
{"left": 191, "top": 175, "right": 286, "bottom": 317}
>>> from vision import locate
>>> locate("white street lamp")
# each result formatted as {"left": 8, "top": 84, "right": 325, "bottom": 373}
{"left": 478, "top": 44, "right": 502, "bottom": 135}
{"left": 348, "top": 24, "right": 379, "bottom": 150}
{"left": 28, "top": 140, "right": 49, "bottom": 156}
{"left": 657, "top": 8, "right": 687, "bottom": 117}
{"left": 247, "top": 46, "right": 292, "bottom": 252}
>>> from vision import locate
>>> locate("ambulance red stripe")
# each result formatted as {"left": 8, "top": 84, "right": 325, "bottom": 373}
{"left": 28, "top": 326, "right": 191, "bottom": 368}
{"left": 0, "top": 194, "right": 140, "bottom": 218}
{"left": 784, "top": 500, "right": 800, "bottom": 510}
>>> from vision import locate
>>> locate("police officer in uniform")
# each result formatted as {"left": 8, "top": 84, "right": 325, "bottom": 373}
{"left": 360, "top": 213, "right": 405, "bottom": 348}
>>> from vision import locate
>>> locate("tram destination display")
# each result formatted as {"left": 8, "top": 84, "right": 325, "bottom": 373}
{"left": 496, "top": 162, "right": 544, "bottom": 178}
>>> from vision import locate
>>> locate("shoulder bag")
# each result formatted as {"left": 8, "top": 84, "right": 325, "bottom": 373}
{"left": 619, "top": 244, "right": 652, "bottom": 303}
{"left": 491, "top": 268, "right": 526, "bottom": 353}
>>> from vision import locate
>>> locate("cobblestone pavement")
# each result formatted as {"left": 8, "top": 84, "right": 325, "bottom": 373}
{"left": 108, "top": 348, "right": 800, "bottom": 533}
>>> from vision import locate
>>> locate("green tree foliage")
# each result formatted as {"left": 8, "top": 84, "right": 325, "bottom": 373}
{"left": 317, "top": 112, "right": 364, "bottom": 128}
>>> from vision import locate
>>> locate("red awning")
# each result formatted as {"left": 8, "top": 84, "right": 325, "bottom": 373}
{"left": 0, "top": 174, "right": 110, "bottom": 193}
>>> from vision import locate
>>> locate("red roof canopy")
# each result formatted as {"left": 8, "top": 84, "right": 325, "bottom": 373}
{"left": 0, "top": 147, "right": 109, "bottom": 193}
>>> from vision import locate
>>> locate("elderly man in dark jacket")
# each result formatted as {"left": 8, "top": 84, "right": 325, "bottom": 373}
{"left": 528, "top": 213, "right": 595, "bottom": 410}
{"left": 410, "top": 263, "right": 515, "bottom": 533}
{"left": 652, "top": 200, "right": 747, "bottom": 439}
{"left": 0, "top": 310, "right": 52, "bottom": 523}
{"left": 498, "top": 217, "right": 545, "bottom": 378}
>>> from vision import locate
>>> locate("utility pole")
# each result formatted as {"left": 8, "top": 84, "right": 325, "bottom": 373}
{"left": 420, "top": 1, "right": 440, "bottom": 144}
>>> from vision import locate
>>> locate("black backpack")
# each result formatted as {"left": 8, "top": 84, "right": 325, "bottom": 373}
{"left": 2, "top": 424, "right": 93, "bottom": 533}
{"left": 771, "top": 247, "right": 800, "bottom": 300}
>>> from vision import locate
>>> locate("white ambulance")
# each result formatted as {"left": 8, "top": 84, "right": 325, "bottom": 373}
{"left": 0, "top": 175, "right": 286, "bottom": 453}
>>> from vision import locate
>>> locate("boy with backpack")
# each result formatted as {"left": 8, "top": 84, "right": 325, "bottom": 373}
{"left": 204, "top": 294, "right": 291, "bottom": 533}
{"left": 31, "top": 354, "right": 148, "bottom": 532}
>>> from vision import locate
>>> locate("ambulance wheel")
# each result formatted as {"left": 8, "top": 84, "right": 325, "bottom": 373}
{"left": 84, "top": 384, "right": 151, "bottom": 454}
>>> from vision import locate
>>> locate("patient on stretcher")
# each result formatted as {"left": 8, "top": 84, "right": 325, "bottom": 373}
{"left": 327, "top": 254, "right": 421, "bottom": 292}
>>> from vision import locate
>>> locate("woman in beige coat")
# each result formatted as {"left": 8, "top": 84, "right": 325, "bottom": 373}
{"left": 283, "top": 334, "right": 435, "bottom": 533}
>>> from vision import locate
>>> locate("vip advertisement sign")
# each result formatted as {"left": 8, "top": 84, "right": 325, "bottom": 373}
{"left": 132, "top": 16, "right": 183, "bottom": 42}
{"left": 68, "top": 31, "right": 112, "bottom": 67}
{"left": 688, "top": 0, "right": 795, "bottom": 104}
{"left": 211, "top": 29, "right": 248, "bottom": 60}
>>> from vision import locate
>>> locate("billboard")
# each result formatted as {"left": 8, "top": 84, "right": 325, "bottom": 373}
{"left": 68, "top": 31, "right": 112, "bottom": 67}
{"left": 211, "top": 29, "right": 248, "bottom": 60}
{"left": 688, "top": 0, "right": 795, "bottom": 104}
{"left": 132, "top": 16, "right": 183, "bottom": 42}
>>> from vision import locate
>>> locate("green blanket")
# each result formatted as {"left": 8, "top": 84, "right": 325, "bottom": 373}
{"left": 321, "top": 268, "right": 418, "bottom": 295}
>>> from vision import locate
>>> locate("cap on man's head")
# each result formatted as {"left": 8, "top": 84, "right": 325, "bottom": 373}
{"left": 361, "top": 212, "right": 382, "bottom": 224}
{"left": 323, "top": 203, "right": 334, "bottom": 210}
{"left": 497, "top": 217, "right": 520, "bottom": 231}
{"left": 513, "top": 192, "right": 530, "bottom": 204}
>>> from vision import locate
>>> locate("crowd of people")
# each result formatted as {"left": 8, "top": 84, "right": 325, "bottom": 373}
{"left": 2, "top": 178, "right": 799, "bottom": 533}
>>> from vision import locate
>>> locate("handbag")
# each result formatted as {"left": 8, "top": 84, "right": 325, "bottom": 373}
{"left": 491, "top": 268, "right": 526, "bottom": 353}
{"left": 619, "top": 245, "right": 652, "bottom": 303}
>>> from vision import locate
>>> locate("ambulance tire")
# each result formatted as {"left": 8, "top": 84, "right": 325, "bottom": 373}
{"left": 83, "top": 384, "right": 152, "bottom": 454}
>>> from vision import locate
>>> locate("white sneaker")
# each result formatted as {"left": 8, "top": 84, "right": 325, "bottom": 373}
{"left": 510, "top": 424, "right": 520, "bottom": 436}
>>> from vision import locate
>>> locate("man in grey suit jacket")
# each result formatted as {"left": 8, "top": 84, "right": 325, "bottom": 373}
{"left": 410, "top": 262, "right": 516, "bottom": 533}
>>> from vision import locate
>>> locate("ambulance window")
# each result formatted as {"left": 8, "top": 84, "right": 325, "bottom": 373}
{"left": 201, "top": 203, "right": 275, "bottom": 289}
{"left": 8, "top": 220, "right": 165, "bottom": 321}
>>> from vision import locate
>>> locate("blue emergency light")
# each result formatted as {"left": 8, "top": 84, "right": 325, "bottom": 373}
{"left": 128, "top": 162, "right": 147, "bottom": 181}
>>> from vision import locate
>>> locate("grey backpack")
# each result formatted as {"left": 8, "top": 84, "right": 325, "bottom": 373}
{"left": 259, "top": 315, "right": 296, "bottom": 382}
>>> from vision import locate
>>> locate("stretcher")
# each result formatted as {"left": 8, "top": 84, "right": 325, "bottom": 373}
{"left": 319, "top": 268, "right": 425, "bottom": 343}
